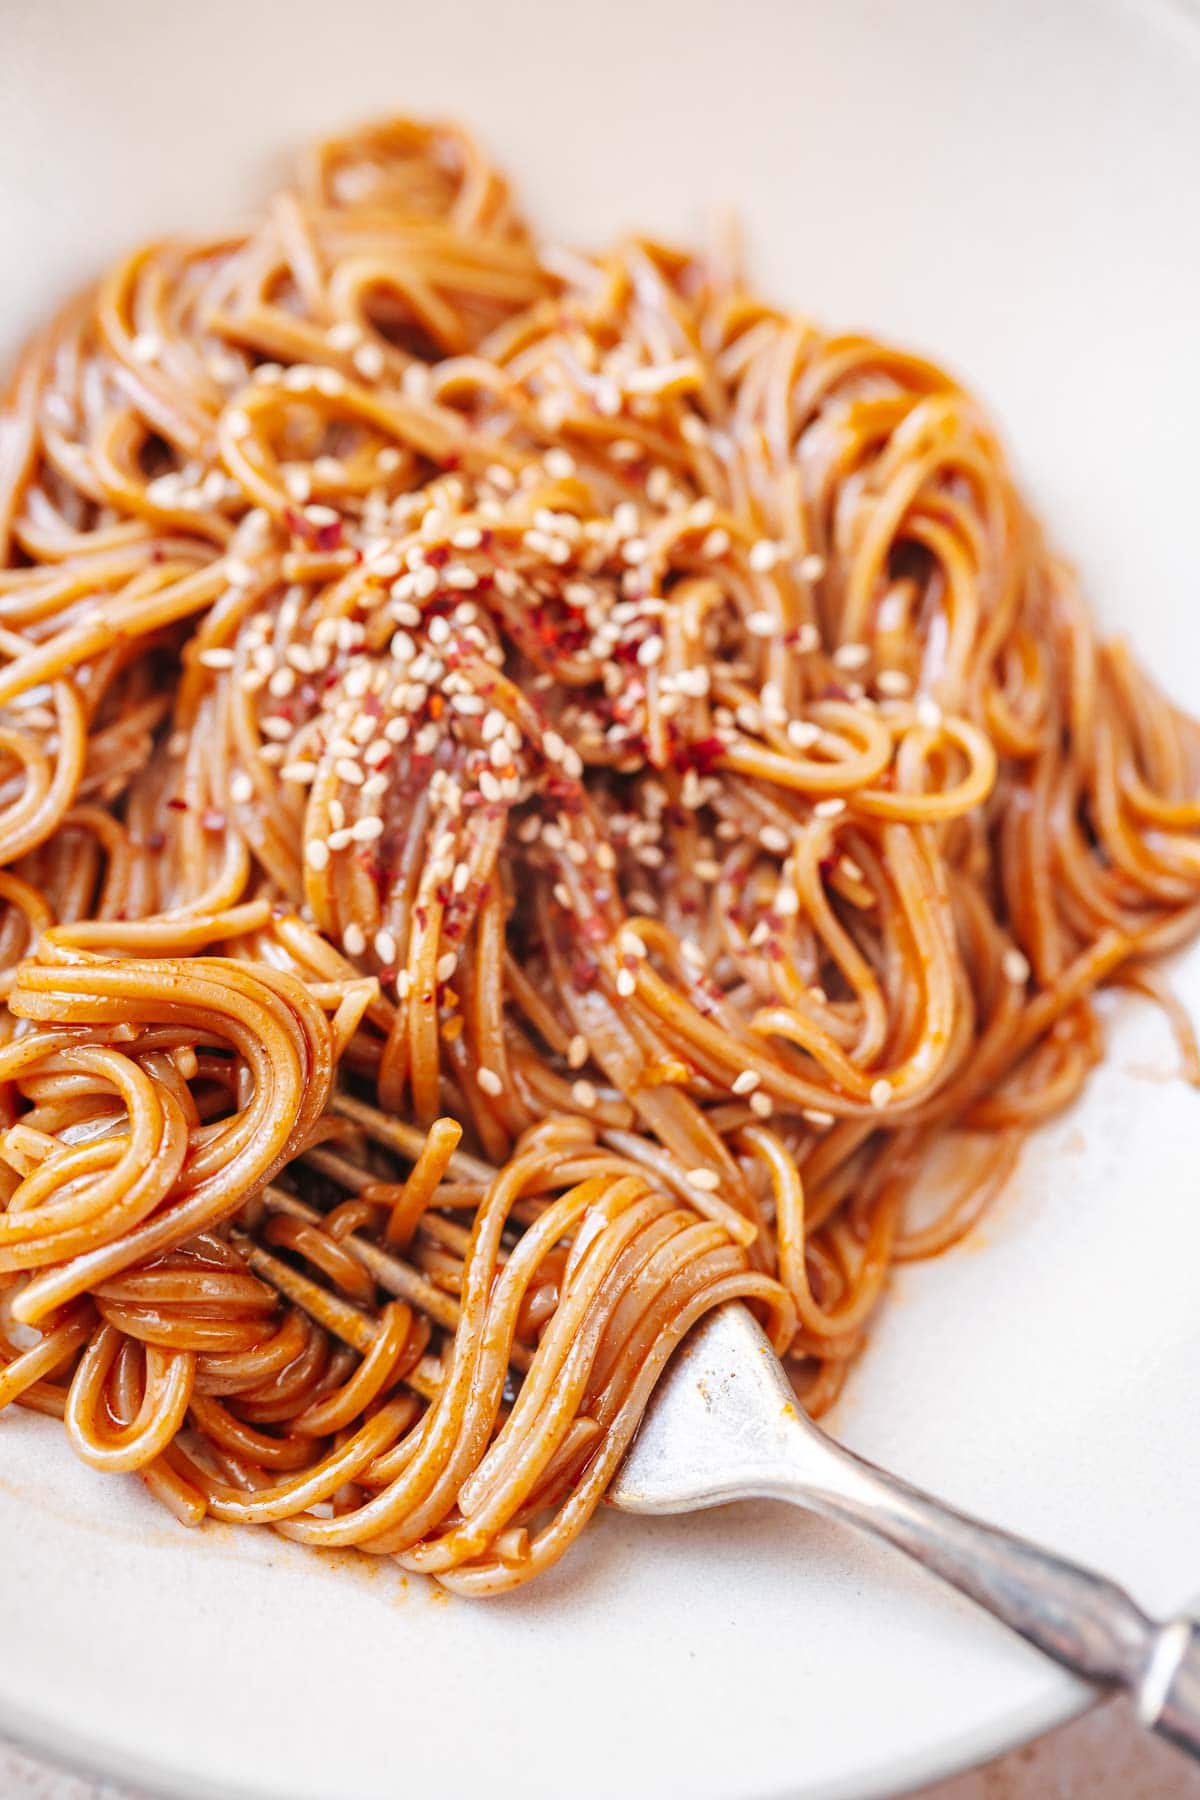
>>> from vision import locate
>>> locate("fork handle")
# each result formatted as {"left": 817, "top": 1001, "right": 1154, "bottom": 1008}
{"left": 776, "top": 1437, "right": 1200, "bottom": 1759}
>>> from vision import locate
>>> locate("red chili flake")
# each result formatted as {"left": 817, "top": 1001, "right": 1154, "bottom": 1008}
{"left": 675, "top": 736, "right": 725, "bottom": 777}
{"left": 363, "top": 692, "right": 383, "bottom": 718}
{"left": 315, "top": 519, "right": 343, "bottom": 552}
{"left": 201, "top": 808, "right": 226, "bottom": 832}
{"left": 819, "top": 681, "right": 851, "bottom": 703}
{"left": 166, "top": 797, "right": 188, "bottom": 812}
{"left": 425, "top": 544, "right": 449, "bottom": 568}
{"left": 571, "top": 953, "right": 599, "bottom": 992}
{"left": 818, "top": 855, "right": 836, "bottom": 879}
{"left": 151, "top": 547, "right": 165, "bottom": 565}
{"left": 443, "top": 452, "right": 461, "bottom": 472}
{"left": 414, "top": 905, "right": 428, "bottom": 931}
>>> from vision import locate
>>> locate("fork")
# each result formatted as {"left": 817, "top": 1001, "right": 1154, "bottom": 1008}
{"left": 607, "top": 1303, "right": 1200, "bottom": 1761}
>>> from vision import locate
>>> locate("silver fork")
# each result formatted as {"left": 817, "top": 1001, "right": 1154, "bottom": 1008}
{"left": 608, "top": 1303, "right": 1200, "bottom": 1761}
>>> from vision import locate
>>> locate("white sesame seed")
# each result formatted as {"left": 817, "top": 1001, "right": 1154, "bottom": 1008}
{"left": 477, "top": 1067, "right": 503, "bottom": 1097}
{"left": 869, "top": 1079, "right": 892, "bottom": 1110}
{"left": 746, "top": 610, "right": 775, "bottom": 638}
{"left": 749, "top": 539, "right": 780, "bottom": 573}
{"left": 915, "top": 695, "right": 943, "bottom": 731}
{"left": 801, "top": 1107, "right": 834, "bottom": 1127}
{"left": 875, "top": 669, "right": 911, "bottom": 697}
{"left": 352, "top": 816, "right": 384, "bottom": 842}
{"left": 436, "top": 952, "right": 457, "bottom": 983}
{"left": 229, "top": 772, "right": 253, "bottom": 804}
{"left": 543, "top": 447, "right": 576, "bottom": 480}
{"left": 1003, "top": 947, "right": 1031, "bottom": 985}
{"left": 787, "top": 720, "right": 820, "bottom": 750}
{"left": 567, "top": 1034, "right": 589, "bottom": 1070}
{"left": 758, "top": 824, "right": 791, "bottom": 855}
{"left": 374, "top": 928, "right": 397, "bottom": 963}
{"left": 198, "top": 647, "right": 235, "bottom": 670}
{"left": 352, "top": 342, "right": 385, "bottom": 381}
{"left": 445, "top": 564, "right": 478, "bottom": 590}
{"left": 282, "top": 760, "right": 317, "bottom": 784}
{"left": 686, "top": 1168, "right": 721, "bottom": 1192}
{"left": 260, "top": 716, "right": 293, "bottom": 741}
{"left": 571, "top": 1079, "right": 598, "bottom": 1110}
{"left": 615, "top": 968, "right": 636, "bottom": 998}
{"left": 129, "top": 332, "right": 162, "bottom": 364}
{"left": 268, "top": 667, "right": 295, "bottom": 698}
{"left": 343, "top": 922, "right": 366, "bottom": 956}
{"left": 749, "top": 1091, "right": 774, "bottom": 1118}
{"left": 479, "top": 770, "right": 503, "bottom": 803}
{"left": 833, "top": 642, "right": 871, "bottom": 671}
{"left": 814, "top": 798, "right": 846, "bottom": 819}
{"left": 305, "top": 839, "right": 331, "bottom": 871}
{"left": 636, "top": 635, "right": 664, "bottom": 668}
{"left": 335, "top": 759, "right": 364, "bottom": 787}
{"left": 732, "top": 1070, "right": 761, "bottom": 1096}
{"left": 799, "top": 553, "right": 826, "bottom": 581}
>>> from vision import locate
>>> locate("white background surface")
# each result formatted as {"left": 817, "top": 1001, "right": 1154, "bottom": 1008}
{"left": 1, "top": 1, "right": 1199, "bottom": 1797}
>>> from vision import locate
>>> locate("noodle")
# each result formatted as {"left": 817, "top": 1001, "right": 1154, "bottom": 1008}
{"left": 0, "top": 114, "right": 1197, "bottom": 1594}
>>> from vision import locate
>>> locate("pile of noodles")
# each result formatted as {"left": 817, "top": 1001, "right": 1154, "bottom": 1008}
{"left": 0, "top": 116, "right": 1197, "bottom": 1594}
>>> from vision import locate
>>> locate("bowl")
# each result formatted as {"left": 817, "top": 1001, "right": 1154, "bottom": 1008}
{"left": 1, "top": 1, "right": 1199, "bottom": 1795}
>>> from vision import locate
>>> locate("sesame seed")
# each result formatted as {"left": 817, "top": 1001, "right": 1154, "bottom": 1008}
{"left": 571, "top": 1079, "right": 598, "bottom": 1110}
{"left": 567, "top": 1034, "right": 589, "bottom": 1070}
{"left": 375, "top": 928, "right": 397, "bottom": 963}
{"left": 352, "top": 816, "right": 384, "bottom": 841}
{"left": 436, "top": 952, "right": 458, "bottom": 983}
{"left": 747, "top": 610, "right": 775, "bottom": 638}
{"left": 543, "top": 447, "right": 576, "bottom": 479}
{"left": 260, "top": 717, "right": 293, "bottom": 741}
{"left": 869, "top": 1079, "right": 892, "bottom": 1110}
{"left": 814, "top": 798, "right": 846, "bottom": 819}
{"left": 801, "top": 1107, "right": 834, "bottom": 1127}
{"left": 352, "top": 342, "right": 385, "bottom": 381}
{"left": 758, "top": 824, "right": 791, "bottom": 855}
{"left": 833, "top": 642, "right": 871, "bottom": 671}
{"left": 749, "top": 1091, "right": 774, "bottom": 1118}
{"left": 732, "top": 1070, "right": 761, "bottom": 1095}
{"left": 282, "top": 760, "right": 317, "bottom": 784}
{"left": 915, "top": 696, "right": 943, "bottom": 731}
{"left": 1003, "top": 947, "right": 1031, "bottom": 985}
{"left": 615, "top": 968, "right": 636, "bottom": 997}
{"left": 268, "top": 667, "right": 295, "bottom": 698}
{"left": 749, "top": 539, "right": 780, "bottom": 572}
{"left": 637, "top": 635, "right": 664, "bottom": 668}
{"left": 305, "top": 840, "right": 331, "bottom": 871}
{"left": 129, "top": 332, "right": 162, "bottom": 364}
{"left": 229, "top": 772, "right": 253, "bottom": 804}
{"left": 685, "top": 1168, "right": 721, "bottom": 1192}
{"left": 445, "top": 564, "right": 478, "bottom": 590}
{"left": 479, "top": 770, "right": 503, "bottom": 803}
{"left": 787, "top": 720, "right": 820, "bottom": 750}
{"left": 198, "top": 647, "right": 235, "bottom": 670}
{"left": 799, "top": 553, "right": 826, "bottom": 581}
{"left": 875, "top": 669, "right": 911, "bottom": 697}
{"left": 343, "top": 923, "right": 366, "bottom": 956}
{"left": 477, "top": 1067, "right": 503, "bottom": 1097}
